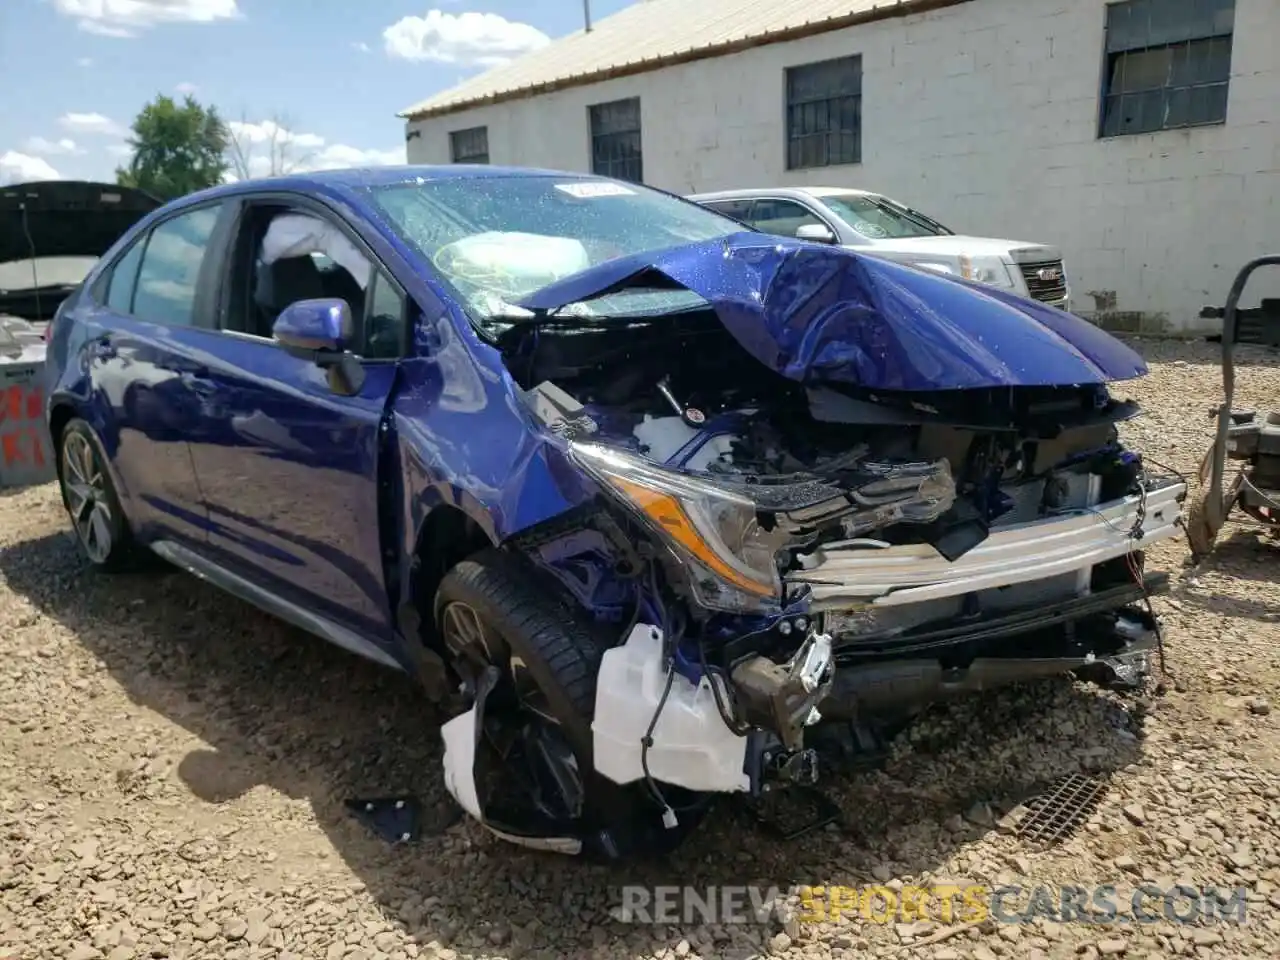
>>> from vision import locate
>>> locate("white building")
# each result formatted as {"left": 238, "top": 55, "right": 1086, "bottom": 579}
{"left": 401, "top": 0, "right": 1279, "bottom": 335}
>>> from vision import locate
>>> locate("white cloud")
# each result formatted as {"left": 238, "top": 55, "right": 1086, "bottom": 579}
{"left": 51, "top": 0, "right": 241, "bottom": 39}
{"left": 175, "top": 81, "right": 198, "bottom": 95}
{"left": 309, "top": 144, "right": 405, "bottom": 170}
{"left": 228, "top": 119, "right": 325, "bottom": 151}
{"left": 383, "top": 10, "right": 549, "bottom": 66}
{"left": 107, "top": 143, "right": 133, "bottom": 158}
{"left": 352, "top": 41, "right": 370, "bottom": 54}
{"left": 0, "top": 152, "right": 62, "bottom": 185}
{"left": 22, "top": 136, "right": 83, "bottom": 156}
{"left": 59, "top": 112, "right": 127, "bottom": 137}
{"left": 226, "top": 118, "right": 403, "bottom": 179}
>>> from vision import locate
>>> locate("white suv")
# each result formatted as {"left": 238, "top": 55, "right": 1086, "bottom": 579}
{"left": 688, "top": 186, "right": 1071, "bottom": 311}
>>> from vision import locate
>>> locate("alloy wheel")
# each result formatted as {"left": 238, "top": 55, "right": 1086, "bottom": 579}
{"left": 61, "top": 432, "right": 114, "bottom": 564}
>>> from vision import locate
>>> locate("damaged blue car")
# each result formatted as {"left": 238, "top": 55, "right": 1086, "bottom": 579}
{"left": 41, "top": 166, "right": 1185, "bottom": 857}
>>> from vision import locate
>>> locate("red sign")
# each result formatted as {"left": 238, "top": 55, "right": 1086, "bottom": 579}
{"left": 0, "top": 382, "right": 48, "bottom": 474}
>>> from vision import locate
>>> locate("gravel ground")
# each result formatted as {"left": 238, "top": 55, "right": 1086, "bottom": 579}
{"left": 3, "top": 338, "right": 1280, "bottom": 960}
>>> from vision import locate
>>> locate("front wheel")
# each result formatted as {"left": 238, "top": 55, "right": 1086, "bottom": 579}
{"left": 433, "top": 548, "right": 707, "bottom": 859}
{"left": 56, "top": 418, "right": 138, "bottom": 572}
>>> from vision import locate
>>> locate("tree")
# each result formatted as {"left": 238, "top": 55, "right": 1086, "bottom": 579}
{"left": 225, "top": 111, "right": 316, "bottom": 180}
{"left": 115, "top": 95, "right": 229, "bottom": 200}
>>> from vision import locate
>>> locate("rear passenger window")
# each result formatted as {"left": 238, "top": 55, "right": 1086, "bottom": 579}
{"left": 104, "top": 237, "right": 145, "bottom": 313}
{"left": 132, "top": 205, "right": 221, "bottom": 327}
{"left": 706, "top": 199, "right": 755, "bottom": 224}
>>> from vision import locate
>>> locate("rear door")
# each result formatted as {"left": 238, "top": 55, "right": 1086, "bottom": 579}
{"left": 183, "top": 194, "right": 409, "bottom": 644}
{"left": 77, "top": 200, "right": 231, "bottom": 547}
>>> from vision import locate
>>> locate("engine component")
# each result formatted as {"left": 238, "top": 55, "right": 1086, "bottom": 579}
{"left": 729, "top": 630, "right": 834, "bottom": 752}
{"left": 592, "top": 624, "right": 751, "bottom": 793}
{"left": 656, "top": 375, "right": 706, "bottom": 428}
{"left": 764, "top": 457, "right": 957, "bottom": 541}
{"left": 834, "top": 458, "right": 957, "bottom": 537}
{"left": 528, "top": 380, "right": 598, "bottom": 439}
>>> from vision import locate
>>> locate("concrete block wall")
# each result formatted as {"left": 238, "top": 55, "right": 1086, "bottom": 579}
{"left": 406, "top": 0, "right": 1280, "bottom": 335}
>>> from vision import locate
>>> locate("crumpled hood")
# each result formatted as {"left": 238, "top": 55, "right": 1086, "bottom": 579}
{"left": 515, "top": 231, "right": 1145, "bottom": 392}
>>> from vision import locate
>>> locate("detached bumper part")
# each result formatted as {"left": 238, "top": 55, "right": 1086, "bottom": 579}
{"left": 440, "top": 665, "right": 585, "bottom": 855}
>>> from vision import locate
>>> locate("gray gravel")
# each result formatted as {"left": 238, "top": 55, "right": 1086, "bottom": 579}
{"left": 2, "top": 338, "right": 1280, "bottom": 960}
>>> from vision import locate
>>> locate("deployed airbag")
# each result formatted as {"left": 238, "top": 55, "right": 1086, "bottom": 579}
{"left": 261, "top": 213, "right": 371, "bottom": 290}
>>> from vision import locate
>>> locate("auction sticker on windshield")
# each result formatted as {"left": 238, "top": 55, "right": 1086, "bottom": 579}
{"left": 555, "top": 182, "right": 635, "bottom": 198}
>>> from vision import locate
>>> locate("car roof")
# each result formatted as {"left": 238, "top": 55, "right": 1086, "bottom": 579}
{"left": 689, "top": 185, "right": 879, "bottom": 202}
{"left": 164, "top": 164, "right": 626, "bottom": 208}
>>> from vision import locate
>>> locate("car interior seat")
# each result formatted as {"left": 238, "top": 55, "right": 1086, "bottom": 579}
{"left": 253, "top": 255, "right": 326, "bottom": 335}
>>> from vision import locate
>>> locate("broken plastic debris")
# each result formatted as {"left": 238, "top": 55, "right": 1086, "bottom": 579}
{"left": 344, "top": 796, "right": 426, "bottom": 844}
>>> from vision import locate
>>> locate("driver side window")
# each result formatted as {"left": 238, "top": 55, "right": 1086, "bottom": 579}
{"left": 746, "top": 198, "right": 826, "bottom": 239}
{"left": 229, "top": 206, "right": 406, "bottom": 359}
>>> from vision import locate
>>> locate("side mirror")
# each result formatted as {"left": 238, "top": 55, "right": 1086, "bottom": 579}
{"left": 272, "top": 298, "right": 351, "bottom": 354}
{"left": 795, "top": 223, "right": 837, "bottom": 244}
{"left": 271, "top": 298, "right": 366, "bottom": 397}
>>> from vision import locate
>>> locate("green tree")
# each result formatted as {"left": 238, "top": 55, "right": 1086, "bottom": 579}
{"left": 115, "top": 95, "right": 229, "bottom": 200}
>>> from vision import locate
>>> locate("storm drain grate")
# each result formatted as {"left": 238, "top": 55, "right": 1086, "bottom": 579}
{"left": 1015, "top": 773, "right": 1110, "bottom": 845}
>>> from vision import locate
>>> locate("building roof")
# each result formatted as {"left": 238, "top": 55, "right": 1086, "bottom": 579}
{"left": 399, "top": 0, "right": 966, "bottom": 121}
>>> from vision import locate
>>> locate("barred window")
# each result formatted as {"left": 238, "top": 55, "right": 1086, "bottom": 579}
{"left": 1100, "top": 0, "right": 1234, "bottom": 138}
{"left": 589, "top": 98, "right": 643, "bottom": 183}
{"left": 785, "top": 55, "right": 862, "bottom": 170}
{"left": 449, "top": 127, "right": 489, "bottom": 164}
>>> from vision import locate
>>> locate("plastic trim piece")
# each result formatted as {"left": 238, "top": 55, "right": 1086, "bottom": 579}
{"left": 792, "top": 480, "right": 1185, "bottom": 610}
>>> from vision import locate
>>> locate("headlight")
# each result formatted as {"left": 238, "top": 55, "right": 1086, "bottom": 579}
{"left": 569, "top": 442, "right": 783, "bottom": 614}
{"left": 958, "top": 254, "right": 1016, "bottom": 289}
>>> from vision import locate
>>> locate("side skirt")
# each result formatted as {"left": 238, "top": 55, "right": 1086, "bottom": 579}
{"left": 150, "top": 539, "right": 406, "bottom": 672}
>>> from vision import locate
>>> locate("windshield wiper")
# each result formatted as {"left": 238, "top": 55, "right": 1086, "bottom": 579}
{"left": 877, "top": 198, "right": 952, "bottom": 235}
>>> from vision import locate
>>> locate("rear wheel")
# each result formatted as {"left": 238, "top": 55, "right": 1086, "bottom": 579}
{"left": 433, "top": 548, "right": 705, "bottom": 858}
{"left": 56, "top": 419, "right": 138, "bottom": 572}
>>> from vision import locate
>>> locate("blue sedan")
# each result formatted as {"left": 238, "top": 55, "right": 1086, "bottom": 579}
{"left": 42, "top": 165, "right": 1183, "bottom": 859}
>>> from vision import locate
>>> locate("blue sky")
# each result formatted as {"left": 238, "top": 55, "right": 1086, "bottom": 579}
{"left": 0, "top": 0, "right": 637, "bottom": 185}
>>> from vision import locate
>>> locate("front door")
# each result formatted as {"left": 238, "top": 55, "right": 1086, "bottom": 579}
{"left": 185, "top": 198, "right": 409, "bottom": 643}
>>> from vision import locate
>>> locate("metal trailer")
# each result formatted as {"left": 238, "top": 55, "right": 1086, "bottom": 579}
{"left": 1186, "top": 256, "right": 1280, "bottom": 557}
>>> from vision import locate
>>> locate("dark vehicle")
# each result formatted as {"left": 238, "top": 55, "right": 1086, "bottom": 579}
{"left": 0, "top": 180, "right": 162, "bottom": 323}
{"left": 38, "top": 165, "right": 1184, "bottom": 858}
{"left": 0, "top": 180, "right": 161, "bottom": 490}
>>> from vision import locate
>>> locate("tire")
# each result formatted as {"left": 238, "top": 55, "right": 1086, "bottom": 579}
{"left": 433, "top": 547, "right": 705, "bottom": 859}
{"left": 56, "top": 418, "right": 139, "bottom": 572}
{"left": 1184, "top": 481, "right": 1219, "bottom": 560}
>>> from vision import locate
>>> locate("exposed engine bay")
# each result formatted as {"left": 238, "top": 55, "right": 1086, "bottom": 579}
{"left": 469, "top": 308, "right": 1181, "bottom": 818}
{"left": 437, "top": 238, "right": 1184, "bottom": 856}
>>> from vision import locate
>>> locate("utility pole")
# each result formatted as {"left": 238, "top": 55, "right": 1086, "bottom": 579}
{"left": 583, "top": 0, "right": 592, "bottom": 32}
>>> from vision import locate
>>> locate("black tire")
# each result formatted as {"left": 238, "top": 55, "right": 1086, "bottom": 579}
{"left": 55, "top": 418, "right": 140, "bottom": 572}
{"left": 436, "top": 547, "right": 600, "bottom": 752}
{"left": 433, "top": 547, "right": 705, "bottom": 859}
